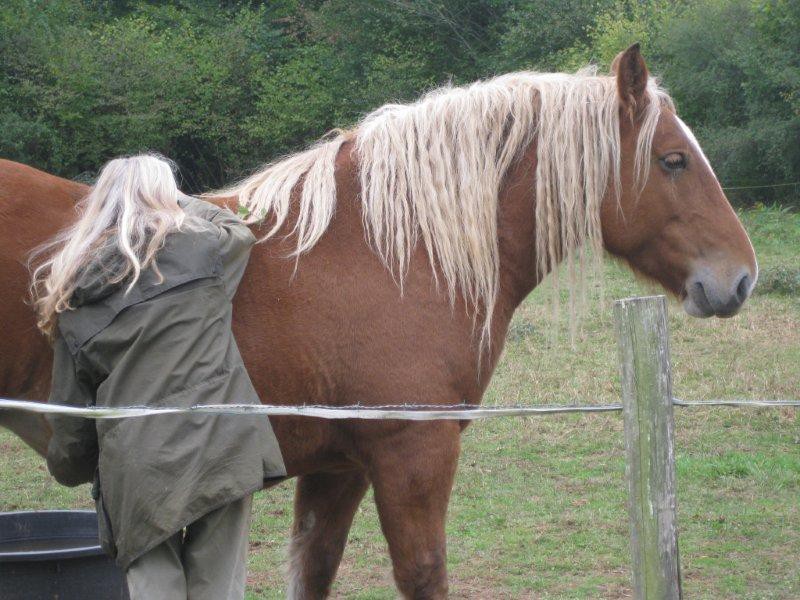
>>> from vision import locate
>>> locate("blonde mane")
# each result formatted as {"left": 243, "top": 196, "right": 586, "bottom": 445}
{"left": 211, "top": 67, "right": 673, "bottom": 345}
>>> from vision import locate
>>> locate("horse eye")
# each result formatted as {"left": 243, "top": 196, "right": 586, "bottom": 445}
{"left": 660, "top": 152, "right": 687, "bottom": 172}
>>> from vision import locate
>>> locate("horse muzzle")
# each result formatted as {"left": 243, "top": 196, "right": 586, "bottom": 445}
{"left": 682, "top": 263, "right": 756, "bottom": 318}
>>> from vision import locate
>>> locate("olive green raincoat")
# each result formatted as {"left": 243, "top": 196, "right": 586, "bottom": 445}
{"left": 45, "top": 196, "right": 285, "bottom": 569}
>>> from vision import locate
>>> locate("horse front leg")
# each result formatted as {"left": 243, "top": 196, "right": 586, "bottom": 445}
{"left": 286, "top": 469, "right": 370, "bottom": 600}
{"left": 368, "top": 421, "right": 461, "bottom": 600}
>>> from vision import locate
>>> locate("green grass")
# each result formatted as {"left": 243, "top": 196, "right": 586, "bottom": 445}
{"left": 2, "top": 204, "right": 798, "bottom": 599}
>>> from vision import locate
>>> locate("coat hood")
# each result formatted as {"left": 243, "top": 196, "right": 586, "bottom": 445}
{"left": 69, "top": 242, "right": 129, "bottom": 308}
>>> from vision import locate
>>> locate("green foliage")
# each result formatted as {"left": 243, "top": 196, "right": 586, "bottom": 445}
{"left": 0, "top": 0, "right": 798, "bottom": 201}
{"left": 555, "top": 0, "right": 683, "bottom": 69}
{"left": 0, "top": 0, "right": 292, "bottom": 189}
{"left": 492, "top": 0, "right": 616, "bottom": 71}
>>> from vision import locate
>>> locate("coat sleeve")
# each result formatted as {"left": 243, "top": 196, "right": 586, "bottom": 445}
{"left": 45, "top": 335, "right": 99, "bottom": 487}
{"left": 178, "top": 195, "right": 256, "bottom": 300}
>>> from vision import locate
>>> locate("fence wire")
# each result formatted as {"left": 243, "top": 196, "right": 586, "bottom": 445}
{"left": 0, "top": 397, "right": 797, "bottom": 421}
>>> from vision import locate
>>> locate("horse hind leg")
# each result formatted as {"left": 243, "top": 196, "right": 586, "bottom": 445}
{"left": 286, "top": 469, "right": 370, "bottom": 600}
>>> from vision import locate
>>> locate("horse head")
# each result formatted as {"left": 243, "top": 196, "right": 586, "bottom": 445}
{"left": 603, "top": 44, "right": 757, "bottom": 318}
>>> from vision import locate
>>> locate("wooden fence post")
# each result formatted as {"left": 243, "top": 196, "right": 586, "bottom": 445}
{"left": 614, "top": 295, "right": 682, "bottom": 600}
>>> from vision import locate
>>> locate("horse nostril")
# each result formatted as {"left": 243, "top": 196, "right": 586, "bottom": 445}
{"left": 693, "top": 280, "right": 706, "bottom": 298}
{"left": 736, "top": 273, "right": 751, "bottom": 303}
{"left": 690, "top": 280, "right": 713, "bottom": 314}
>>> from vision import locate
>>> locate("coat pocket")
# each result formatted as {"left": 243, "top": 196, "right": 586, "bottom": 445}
{"left": 91, "top": 474, "right": 117, "bottom": 560}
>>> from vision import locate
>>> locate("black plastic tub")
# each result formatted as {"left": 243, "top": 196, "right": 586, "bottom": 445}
{"left": 0, "top": 510, "right": 129, "bottom": 600}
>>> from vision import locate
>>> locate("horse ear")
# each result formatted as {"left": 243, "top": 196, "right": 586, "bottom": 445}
{"left": 614, "top": 43, "right": 649, "bottom": 113}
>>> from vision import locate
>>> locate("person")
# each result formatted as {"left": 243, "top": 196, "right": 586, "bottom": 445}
{"left": 30, "top": 154, "right": 285, "bottom": 600}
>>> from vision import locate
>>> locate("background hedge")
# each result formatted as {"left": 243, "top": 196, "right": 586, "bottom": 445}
{"left": 1, "top": 0, "right": 797, "bottom": 202}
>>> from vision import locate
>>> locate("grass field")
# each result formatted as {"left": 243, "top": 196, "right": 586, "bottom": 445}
{"left": 2, "top": 205, "right": 798, "bottom": 599}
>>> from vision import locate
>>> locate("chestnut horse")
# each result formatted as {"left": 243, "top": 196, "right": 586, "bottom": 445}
{"left": 0, "top": 46, "right": 756, "bottom": 599}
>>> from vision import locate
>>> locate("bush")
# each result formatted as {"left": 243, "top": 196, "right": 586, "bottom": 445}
{"left": 0, "top": 0, "right": 797, "bottom": 202}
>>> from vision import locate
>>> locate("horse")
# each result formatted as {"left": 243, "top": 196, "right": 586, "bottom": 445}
{"left": 0, "top": 45, "right": 756, "bottom": 599}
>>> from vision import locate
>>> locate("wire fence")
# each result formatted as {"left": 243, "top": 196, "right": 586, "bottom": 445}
{"left": 722, "top": 180, "right": 800, "bottom": 191}
{"left": 1, "top": 397, "right": 797, "bottom": 421}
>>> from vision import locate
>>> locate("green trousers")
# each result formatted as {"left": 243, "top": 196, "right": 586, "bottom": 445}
{"left": 125, "top": 495, "right": 252, "bottom": 600}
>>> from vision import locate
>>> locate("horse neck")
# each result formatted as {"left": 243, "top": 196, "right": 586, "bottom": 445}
{"left": 494, "top": 143, "right": 542, "bottom": 317}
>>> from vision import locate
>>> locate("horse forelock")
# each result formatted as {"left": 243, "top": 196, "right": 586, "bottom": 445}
{"left": 210, "top": 68, "right": 673, "bottom": 345}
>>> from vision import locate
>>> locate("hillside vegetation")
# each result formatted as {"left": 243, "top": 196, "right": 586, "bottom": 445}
{"left": 1, "top": 0, "right": 798, "bottom": 201}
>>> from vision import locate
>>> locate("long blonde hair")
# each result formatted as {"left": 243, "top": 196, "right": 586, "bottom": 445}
{"left": 210, "top": 67, "right": 672, "bottom": 347}
{"left": 31, "top": 154, "right": 187, "bottom": 338}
